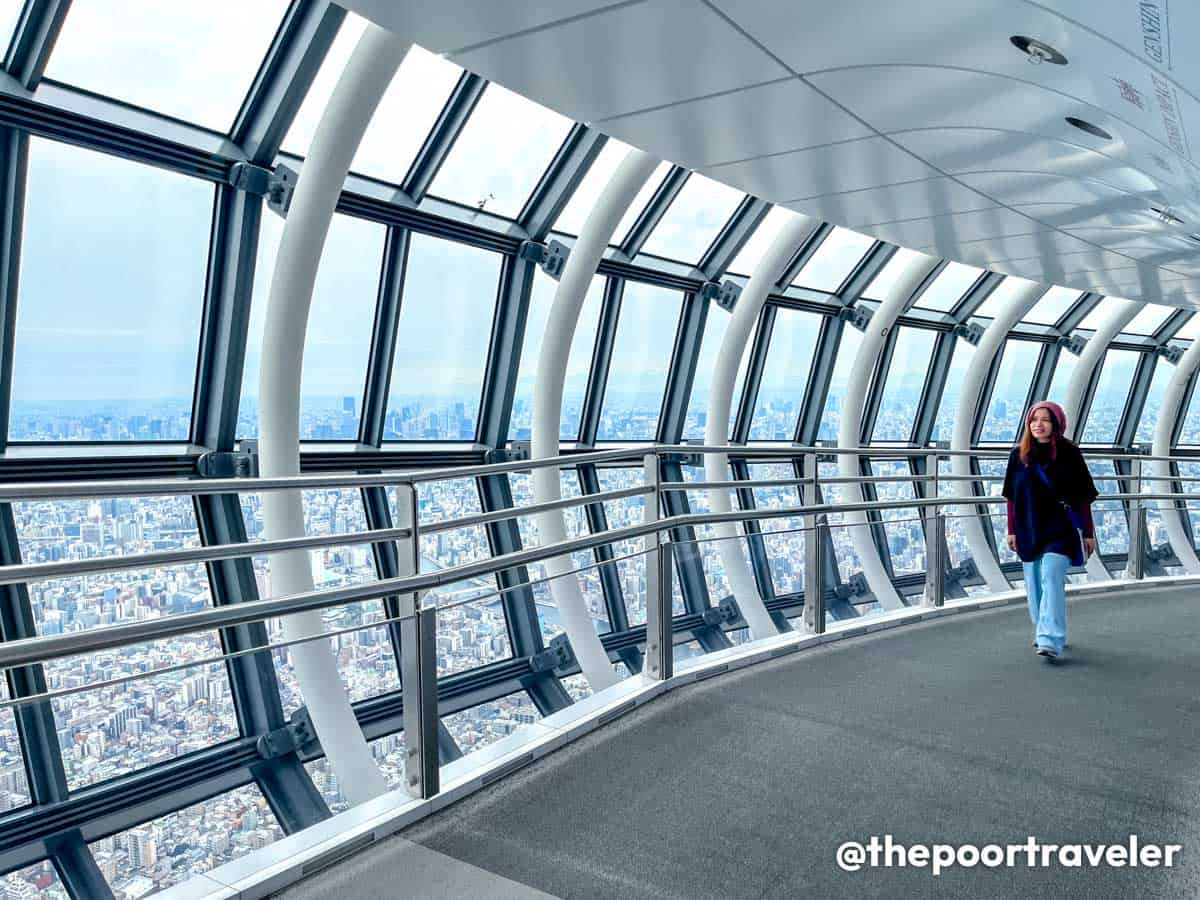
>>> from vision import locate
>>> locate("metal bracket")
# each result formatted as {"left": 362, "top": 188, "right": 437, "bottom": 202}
{"left": 1058, "top": 333, "right": 1087, "bottom": 356}
{"left": 839, "top": 305, "right": 872, "bottom": 332}
{"left": 661, "top": 439, "right": 703, "bottom": 469}
{"left": 518, "top": 239, "right": 570, "bottom": 280}
{"left": 196, "top": 441, "right": 258, "bottom": 478}
{"left": 230, "top": 161, "right": 297, "bottom": 217}
{"left": 1147, "top": 542, "right": 1171, "bottom": 562}
{"left": 846, "top": 572, "right": 870, "bottom": 596}
{"left": 529, "top": 633, "right": 575, "bottom": 674}
{"left": 487, "top": 443, "right": 530, "bottom": 465}
{"left": 1157, "top": 343, "right": 1184, "bottom": 364}
{"left": 699, "top": 279, "right": 742, "bottom": 313}
{"left": 716, "top": 596, "right": 742, "bottom": 625}
{"left": 256, "top": 707, "right": 315, "bottom": 759}
{"left": 954, "top": 321, "right": 985, "bottom": 346}
{"left": 949, "top": 558, "right": 979, "bottom": 585}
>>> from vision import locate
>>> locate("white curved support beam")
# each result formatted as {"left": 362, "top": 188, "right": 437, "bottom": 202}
{"left": 837, "top": 251, "right": 941, "bottom": 610}
{"left": 704, "top": 212, "right": 817, "bottom": 638}
{"left": 951, "top": 280, "right": 1047, "bottom": 594}
{"left": 1152, "top": 339, "right": 1200, "bottom": 573}
{"left": 531, "top": 148, "right": 659, "bottom": 692}
{"left": 257, "top": 24, "right": 410, "bottom": 806}
{"left": 1062, "top": 298, "right": 1139, "bottom": 582}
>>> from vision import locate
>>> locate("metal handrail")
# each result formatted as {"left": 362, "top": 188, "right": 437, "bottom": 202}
{"left": 0, "top": 443, "right": 1192, "bottom": 503}
{"left": 0, "top": 485, "right": 1195, "bottom": 673}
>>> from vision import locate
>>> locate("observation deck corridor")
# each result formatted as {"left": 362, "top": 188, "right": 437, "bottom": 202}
{"left": 280, "top": 585, "right": 1200, "bottom": 899}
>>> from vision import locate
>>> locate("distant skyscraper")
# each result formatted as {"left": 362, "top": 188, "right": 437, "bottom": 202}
{"left": 343, "top": 396, "right": 356, "bottom": 416}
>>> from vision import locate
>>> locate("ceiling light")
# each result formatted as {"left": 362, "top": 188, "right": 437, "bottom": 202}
{"left": 1065, "top": 116, "right": 1113, "bottom": 140}
{"left": 1010, "top": 36, "right": 1068, "bottom": 65}
{"left": 1151, "top": 206, "right": 1185, "bottom": 226}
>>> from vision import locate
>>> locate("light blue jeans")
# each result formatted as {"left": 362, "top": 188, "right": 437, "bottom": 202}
{"left": 1022, "top": 552, "right": 1070, "bottom": 653}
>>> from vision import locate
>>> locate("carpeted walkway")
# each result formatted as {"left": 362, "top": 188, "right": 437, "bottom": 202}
{"left": 281, "top": 588, "right": 1200, "bottom": 899}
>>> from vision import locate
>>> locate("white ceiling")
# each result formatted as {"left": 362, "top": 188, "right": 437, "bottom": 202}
{"left": 345, "top": 0, "right": 1200, "bottom": 308}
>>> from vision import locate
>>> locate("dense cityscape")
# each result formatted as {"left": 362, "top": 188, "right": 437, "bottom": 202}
{"left": 0, "top": 340, "right": 1193, "bottom": 896}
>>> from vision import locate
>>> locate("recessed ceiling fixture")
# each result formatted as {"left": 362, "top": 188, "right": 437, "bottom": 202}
{"left": 1065, "top": 116, "right": 1113, "bottom": 140}
{"left": 1010, "top": 36, "right": 1068, "bottom": 65}
{"left": 1151, "top": 206, "right": 1185, "bottom": 226}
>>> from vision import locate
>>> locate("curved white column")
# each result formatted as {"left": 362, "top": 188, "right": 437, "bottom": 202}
{"left": 257, "top": 24, "right": 409, "bottom": 805}
{"left": 1152, "top": 339, "right": 1200, "bottom": 573}
{"left": 531, "top": 148, "right": 659, "bottom": 691}
{"left": 1062, "top": 298, "right": 1139, "bottom": 581}
{"left": 837, "top": 252, "right": 941, "bottom": 610}
{"left": 951, "top": 280, "right": 1046, "bottom": 593}
{"left": 704, "top": 212, "right": 817, "bottom": 638}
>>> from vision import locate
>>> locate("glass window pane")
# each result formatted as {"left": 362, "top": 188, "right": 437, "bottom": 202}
{"left": 1123, "top": 302, "right": 1174, "bottom": 335}
{"left": 442, "top": 691, "right": 543, "bottom": 756}
{"left": 384, "top": 481, "right": 505, "bottom": 676}
{"left": 597, "top": 283, "right": 683, "bottom": 440}
{"left": 11, "top": 139, "right": 210, "bottom": 442}
{"left": 979, "top": 341, "right": 1041, "bottom": 441}
{"left": 429, "top": 82, "right": 573, "bottom": 218}
{"left": 1077, "top": 296, "right": 1121, "bottom": 331}
{"left": 639, "top": 173, "right": 744, "bottom": 263}
{"left": 284, "top": 21, "right": 461, "bottom": 184}
{"left": 612, "top": 161, "right": 674, "bottom": 246}
{"left": 862, "top": 248, "right": 926, "bottom": 301}
{"left": 793, "top": 227, "right": 874, "bottom": 292}
{"left": 1181, "top": 388, "right": 1200, "bottom": 445}
{"left": 0, "top": 3, "right": 23, "bottom": 54}
{"left": 509, "top": 471, "right": 612, "bottom": 645}
{"left": 929, "top": 338, "right": 976, "bottom": 443}
{"left": 1174, "top": 314, "right": 1200, "bottom": 341}
{"left": 595, "top": 466, "right": 684, "bottom": 623}
{"left": 1023, "top": 285, "right": 1081, "bottom": 325}
{"left": 553, "top": 138, "right": 632, "bottom": 237}
{"left": 1136, "top": 357, "right": 1174, "bottom": 444}
{"left": 682, "top": 306, "right": 753, "bottom": 440}
{"left": 871, "top": 327, "right": 937, "bottom": 441}
{"left": 13, "top": 497, "right": 238, "bottom": 790}
{"left": 0, "top": 861, "right": 66, "bottom": 898}
{"left": 748, "top": 309, "right": 820, "bottom": 440}
{"left": 307, "top": 730, "right": 407, "bottom": 814}
{"left": 1081, "top": 349, "right": 1139, "bottom": 443}
{"left": 743, "top": 462, "right": 805, "bottom": 598}
{"left": 913, "top": 261, "right": 983, "bottom": 312}
{"left": 872, "top": 459, "right": 925, "bottom": 576}
{"left": 726, "top": 205, "right": 798, "bottom": 277}
{"left": 240, "top": 213, "right": 384, "bottom": 440}
{"left": 385, "top": 234, "right": 501, "bottom": 440}
{"left": 817, "top": 325, "right": 864, "bottom": 441}
{"left": 90, "top": 783, "right": 282, "bottom": 895}
{"left": 241, "top": 489, "right": 399, "bottom": 715}
{"left": 973, "top": 276, "right": 1041, "bottom": 319}
{"left": 46, "top": 0, "right": 291, "bottom": 131}
{"left": 509, "top": 271, "right": 604, "bottom": 442}
{"left": 1046, "top": 348, "right": 1080, "bottom": 404}
{"left": 0, "top": 680, "right": 29, "bottom": 811}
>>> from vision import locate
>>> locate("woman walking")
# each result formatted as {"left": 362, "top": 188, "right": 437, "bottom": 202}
{"left": 1002, "top": 401, "right": 1098, "bottom": 660}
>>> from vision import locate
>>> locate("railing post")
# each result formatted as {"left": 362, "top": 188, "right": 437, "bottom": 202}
{"left": 1126, "top": 457, "right": 1146, "bottom": 581}
{"left": 923, "top": 452, "right": 945, "bottom": 607}
{"left": 642, "top": 452, "right": 672, "bottom": 677}
{"left": 802, "top": 453, "right": 825, "bottom": 634}
{"left": 646, "top": 540, "right": 674, "bottom": 680}
{"left": 398, "top": 482, "right": 438, "bottom": 799}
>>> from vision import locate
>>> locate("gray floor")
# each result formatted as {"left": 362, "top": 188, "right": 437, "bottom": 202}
{"left": 282, "top": 589, "right": 1200, "bottom": 899}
